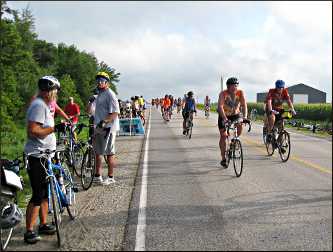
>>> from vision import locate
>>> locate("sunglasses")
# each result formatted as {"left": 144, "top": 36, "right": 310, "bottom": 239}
{"left": 96, "top": 77, "right": 108, "bottom": 84}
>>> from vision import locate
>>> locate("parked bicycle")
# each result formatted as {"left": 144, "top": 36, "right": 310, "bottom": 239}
{"left": 224, "top": 118, "right": 251, "bottom": 177}
{"left": 263, "top": 109, "right": 292, "bottom": 162}
{"left": 0, "top": 158, "right": 23, "bottom": 251}
{"left": 25, "top": 148, "right": 77, "bottom": 247}
{"left": 56, "top": 121, "right": 85, "bottom": 178}
{"left": 76, "top": 120, "right": 96, "bottom": 191}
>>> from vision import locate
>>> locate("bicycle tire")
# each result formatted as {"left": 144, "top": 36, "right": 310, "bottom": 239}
{"left": 80, "top": 146, "right": 96, "bottom": 190}
{"left": 232, "top": 139, "right": 243, "bottom": 177}
{"left": 278, "top": 130, "right": 291, "bottom": 162}
{"left": 71, "top": 143, "right": 85, "bottom": 177}
{"left": 265, "top": 135, "right": 275, "bottom": 156}
{"left": 262, "top": 126, "right": 267, "bottom": 144}
{"left": 62, "top": 166, "right": 76, "bottom": 220}
{"left": 188, "top": 125, "right": 192, "bottom": 139}
{"left": 50, "top": 178, "right": 61, "bottom": 247}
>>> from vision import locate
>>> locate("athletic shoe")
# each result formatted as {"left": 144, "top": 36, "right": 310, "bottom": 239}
{"left": 220, "top": 159, "right": 228, "bottom": 168}
{"left": 24, "top": 231, "right": 41, "bottom": 244}
{"left": 93, "top": 175, "right": 104, "bottom": 184}
{"left": 102, "top": 177, "right": 116, "bottom": 185}
{"left": 38, "top": 224, "right": 56, "bottom": 235}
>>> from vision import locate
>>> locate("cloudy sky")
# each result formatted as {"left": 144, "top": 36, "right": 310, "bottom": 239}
{"left": 8, "top": 1, "right": 332, "bottom": 103}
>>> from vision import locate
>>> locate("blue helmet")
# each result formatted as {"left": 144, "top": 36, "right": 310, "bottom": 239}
{"left": 275, "top": 80, "right": 285, "bottom": 89}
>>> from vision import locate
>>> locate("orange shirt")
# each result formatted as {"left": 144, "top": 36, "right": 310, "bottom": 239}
{"left": 162, "top": 98, "right": 171, "bottom": 108}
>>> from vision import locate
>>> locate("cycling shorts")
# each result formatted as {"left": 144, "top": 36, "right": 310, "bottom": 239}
{"left": 218, "top": 114, "right": 241, "bottom": 130}
{"left": 27, "top": 156, "right": 48, "bottom": 206}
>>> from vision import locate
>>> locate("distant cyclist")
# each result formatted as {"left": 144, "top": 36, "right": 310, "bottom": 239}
{"left": 264, "top": 80, "right": 296, "bottom": 139}
{"left": 162, "top": 94, "right": 171, "bottom": 121}
{"left": 217, "top": 77, "right": 248, "bottom": 168}
{"left": 204, "top": 95, "right": 211, "bottom": 118}
{"left": 182, "top": 91, "right": 197, "bottom": 135}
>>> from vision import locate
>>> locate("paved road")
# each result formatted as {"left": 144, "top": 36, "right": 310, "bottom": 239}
{"left": 125, "top": 107, "right": 332, "bottom": 251}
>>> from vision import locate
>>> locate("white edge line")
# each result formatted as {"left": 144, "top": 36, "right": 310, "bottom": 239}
{"left": 135, "top": 107, "right": 151, "bottom": 251}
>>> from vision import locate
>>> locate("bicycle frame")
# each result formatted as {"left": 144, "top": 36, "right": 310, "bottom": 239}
{"left": 45, "top": 159, "right": 69, "bottom": 213}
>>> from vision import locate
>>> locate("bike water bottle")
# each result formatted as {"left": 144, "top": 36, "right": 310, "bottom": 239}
{"left": 58, "top": 175, "right": 66, "bottom": 194}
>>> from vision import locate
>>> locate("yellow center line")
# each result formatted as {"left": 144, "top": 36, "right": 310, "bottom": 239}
{"left": 243, "top": 136, "right": 332, "bottom": 174}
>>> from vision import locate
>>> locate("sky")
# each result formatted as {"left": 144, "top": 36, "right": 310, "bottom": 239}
{"left": 7, "top": 1, "right": 332, "bottom": 103}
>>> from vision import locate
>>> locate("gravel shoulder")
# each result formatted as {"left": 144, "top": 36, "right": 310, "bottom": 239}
{"left": 7, "top": 133, "right": 145, "bottom": 251}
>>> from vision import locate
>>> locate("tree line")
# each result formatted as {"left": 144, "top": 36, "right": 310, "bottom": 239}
{"left": 0, "top": 1, "right": 120, "bottom": 155}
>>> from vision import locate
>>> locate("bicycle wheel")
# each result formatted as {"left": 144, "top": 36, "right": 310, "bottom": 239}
{"left": 81, "top": 146, "right": 96, "bottom": 190}
{"left": 265, "top": 134, "right": 275, "bottom": 156}
{"left": 262, "top": 126, "right": 267, "bottom": 144}
{"left": 72, "top": 142, "right": 85, "bottom": 177}
{"left": 232, "top": 139, "right": 243, "bottom": 177}
{"left": 62, "top": 166, "right": 76, "bottom": 219}
{"left": 278, "top": 130, "right": 291, "bottom": 162}
{"left": 49, "top": 178, "right": 61, "bottom": 247}
{"left": 188, "top": 121, "right": 193, "bottom": 139}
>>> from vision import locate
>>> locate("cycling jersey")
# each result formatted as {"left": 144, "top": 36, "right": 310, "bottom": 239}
{"left": 265, "top": 88, "right": 290, "bottom": 111}
{"left": 184, "top": 97, "right": 196, "bottom": 112}
{"left": 162, "top": 98, "right": 171, "bottom": 108}
{"left": 222, "top": 90, "right": 243, "bottom": 116}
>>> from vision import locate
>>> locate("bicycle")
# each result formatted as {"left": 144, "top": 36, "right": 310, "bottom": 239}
{"left": 56, "top": 121, "right": 85, "bottom": 178}
{"left": 224, "top": 117, "right": 251, "bottom": 177}
{"left": 162, "top": 108, "right": 170, "bottom": 122}
{"left": 76, "top": 118, "right": 96, "bottom": 190}
{"left": 263, "top": 109, "right": 292, "bottom": 162}
{"left": 184, "top": 111, "right": 194, "bottom": 139}
{"left": 0, "top": 158, "right": 23, "bottom": 251}
{"left": 204, "top": 106, "right": 210, "bottom": 119}
{"left": 25, "top": 148, "right": 77, "bottom": 247}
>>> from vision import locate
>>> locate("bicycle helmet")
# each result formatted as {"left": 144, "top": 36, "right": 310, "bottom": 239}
{"left": 38, "top": 76, "right": 60, "bottom": 91}
{"left": 0, "top": 203, "right": 23, "bottom": 229}
{"left": 275, "top": 79, "right": 285, "bottom": 88}
{"left": 187, "top": 91, "right": 193, "bottom": 97}
{"left": 226, "top": 77, "right": 239, "bottom": 86}
{"left": 96, "top": 71, "right": 110, "bottom": 82}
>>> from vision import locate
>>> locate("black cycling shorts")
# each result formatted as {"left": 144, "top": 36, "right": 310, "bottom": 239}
{"left": 218, "top": 114, "right": 241, "bottom": 130}
{"left": 27, "top": 156, "right": 48, "bottom": 206}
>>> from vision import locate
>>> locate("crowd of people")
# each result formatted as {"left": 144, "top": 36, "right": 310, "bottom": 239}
{"left": 23, "top": 71, "right": 120, "bottom": 244}
{"left": 21, "top": 72, "right": 296, "bottom": 245}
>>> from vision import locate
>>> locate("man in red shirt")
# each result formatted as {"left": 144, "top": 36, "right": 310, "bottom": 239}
{"left": 64, "top": 97, "right": 80, "bottom": 124}
{"left": 264, "top": 80, "right": 296, "bottom": 134}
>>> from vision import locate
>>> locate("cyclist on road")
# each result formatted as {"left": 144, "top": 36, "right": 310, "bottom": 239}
{"left": 162, "top": 94, "right": 171, "bottom": 121}
{"left": 93, "top": 71, "right": 120, "bottom": 185}
{"left": 182, "top": 91, "right": 197, "bottom": 135}
{"left": 23, "top": 76, "right": 60, "bottom": 244}
{"left": 264, "top": 80, "right": 296, "bottom": 139}
{"left": 204, "top": 95, "right": 211, "bottom": 117}
{"left": 217, "top": 77, "right": 248, "bottom": 168}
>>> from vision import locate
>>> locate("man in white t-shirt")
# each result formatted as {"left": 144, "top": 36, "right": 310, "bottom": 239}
{"left": 93, "top": 71, "right": 120, "bottom": 185}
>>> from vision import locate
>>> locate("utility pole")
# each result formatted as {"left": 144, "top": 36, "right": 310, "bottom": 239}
{"left": 220, "top": 74, "right": 224, "bottom": 92}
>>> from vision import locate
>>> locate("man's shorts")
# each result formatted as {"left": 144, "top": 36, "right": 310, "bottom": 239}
{"left": 94, "top": 127, "right": 116, "bottom": 155}
{"left": 264, "top": 107, "right": 282, "bottom": 121}
{"left": 218, "top": 114, "right": 241, "bottom": 130}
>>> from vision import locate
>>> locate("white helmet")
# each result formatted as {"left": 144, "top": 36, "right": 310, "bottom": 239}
{"left": 0, "top": 203, "right": 23, "bottom": 229}
{"left": 38, "top": 75, "right": 61, "bottom": 91}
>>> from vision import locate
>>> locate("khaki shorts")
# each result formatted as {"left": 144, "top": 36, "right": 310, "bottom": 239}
{"left": 94, "top": 127, "right": 116, "bottom": 155}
